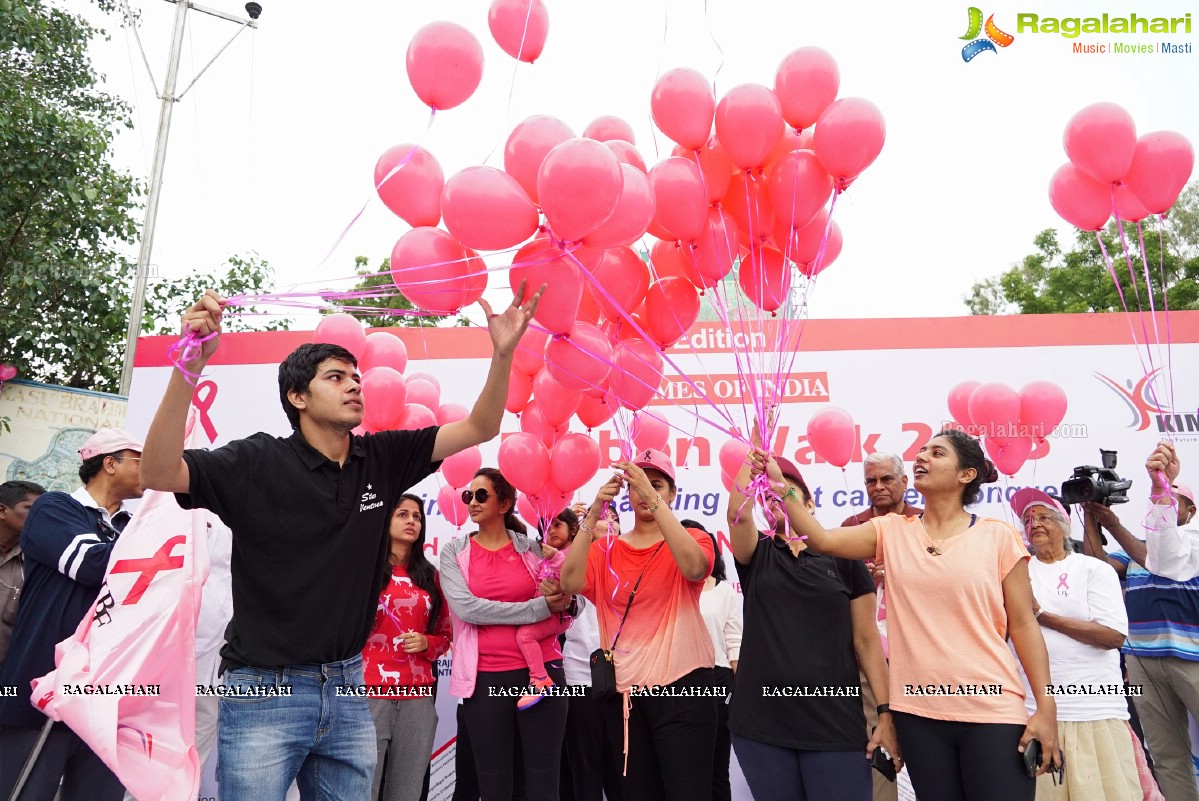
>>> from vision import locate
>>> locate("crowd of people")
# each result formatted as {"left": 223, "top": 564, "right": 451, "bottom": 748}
{"left": 0, "top": 288, "right": 1197, "bottom": 801}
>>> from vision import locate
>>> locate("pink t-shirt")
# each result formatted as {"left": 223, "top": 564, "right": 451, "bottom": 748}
{"left": 467, "top": 539, "right": 557, "bottom": 671}
{"left": 871, "top": 514, "right": 1030, "bottom": 724}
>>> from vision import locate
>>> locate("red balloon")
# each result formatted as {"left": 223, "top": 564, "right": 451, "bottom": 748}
{"left": 375, "top": 145, "right": 443, "bottom": 228}
{"left": 438, "top": 402, "right": 469, "bottom": 424}
{"left": 545, "top": 321, "right": 613, "bottom": 391}
{"left": 513, "top": 327, "right": 549, "bottom": 376}
{"left": 504, "top": 115, "right": 574, "bottom": 203}
{"left": 807, "top": 407, "right": 856, "bottom": 468}
{"left": 1124, "top": 131, "right": 1195, "bottom": 215}
{"left": 1029, "top": 437, "right": 1051, "bottom": 461}
{"left": 520, "top": 401, "right": 562, "bottom": 448}
{"left": 391, "top": 227, "right": 480, "bottom": 314}
{"left": 718, "top": 439, "right": 750, "bottom": 477}
{"left": 723, "top": 170, "right": 775, "bottom": 243}
{"left": 1048, "top": 163, "right": 1110, "bottom": 231}
{"left": 692, "top": 207, "right": 739, "bottom": 287}
{"left": 813, "top": 98, "right": 885, "bottom": 188}
{"left": 649, "top": 157, "right": 709, "bottom": 242}
{"left": 442, "top": 445, "right": 482, "bottom": 488}
{"left": 550, "top": 433, "right": 602, "bottom": 491}
{"left": 631, "top": 411, "right": 669, "bottom": 453}
{"left": 406, "top": 22, "right": 484, "bottom": 111}
{"left": 584, "top": 165, "right": 655, "bottom": 248}
{"left": 947, "top": 380, "right": 981, "bottom": 429}
{"left": 775, "top": 47, "right": 840, "bottom": 130}
{"left": 361, "top": 367, "right": 407, "bottom": 430}
{"left": 608, "top": 338, "right": 664, "bottom": 410}
{"left": 715, "top": 84, "right": 784, "bottom": 170}
{"left": 968, "top": 383, "right": 1019, "bottom": 442}
{"left": 406, "top": 378, "right": 440, "bottom": 412}
{"left": 538, "top": 138, "right": 624, "bottom": 242}
{"left": 738, "top": 247, "right": 792, "bottom": 313}
{"left": 1018, "top": 381, "right": 1067, "bottom": 439}
{"left": 584, "top": 116, "right": 635, "bottom": 144}
{"left": 1112, "top": 184, "right": 1150, "bottom": 223}
{"left": 652, "top": 68, "right": 715, "bottom": 150}
{"left": 510, "top": 239, "right": 582, "bottom": 335}
{"left": 675, "top": 137, "right": 735, "bottom": 203}
{"left": 314, "top": 313, "right": 366, "bottom": 359}
{"left": 487, "top": 0, "right": 548, "bottom": 63}
{"left": 399, "top": 403, "right": 437, "bottom": 430}
{"left": 985, "top": 436, "right": 1033, "bottom": 477}
{"left": 534, "top": 368, "right": 581, "bottom": 426}
{"left": 438, "top": 483, "right": 470, "bottom": 527}
{"left": 499, "top": 432, "right": 552, "bottom": 494}
{"left": 605, "top": 140, "right": 648, "bottom": 173}
{"left": 360, "top": 332, "right": 408, "bottom": 374}
{"left": 644, "top": 277, "right": 700, "bottom": 348}
{"left": 1063, "top": 102, "right": 1136, "bottom": 184}
{"left": 576, "top": 282, "right": 602, "bottom": 325}
{"left": 578, "top": 246, "right": 650, "bottom": 321}
{"left": 763, "top": 128, "right": 801, "bottom": 175}
{"left": 775, "top": 207, "right": 841, "bottom": 266}
{"left": 649, "top": 238, "right": 693, "bottom": 284}
{"left": 797, "top": 222, "right": 843, "bottom": 277}
{"left": 441, "top": 167, "right": 538, "bottom": 250}
{"left": 505, "top": 368, "right": 534, "bottom": 414}
{"left": 768, "top": 150, "right": 833, "bottom": 231}
{"left": 576, "top": 394, "right": 615, "bottom": 428}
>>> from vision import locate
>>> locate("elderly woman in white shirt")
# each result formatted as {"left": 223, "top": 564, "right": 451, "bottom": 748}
{"left": 1010, "top": 489, "right": 1140, "bottom": 801}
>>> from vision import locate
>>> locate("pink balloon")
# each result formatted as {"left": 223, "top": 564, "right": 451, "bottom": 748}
{"left": 692, "top": 207, "right": 739, "bottom": 287}
{"left": 649, "top": 238, "right": 693, "bottom": 284}
{"left": 400, "top": 403, "right": 438, "bottom": 430}
{"left": 520, "top": 401, "right": 562, "bottom": 448}
{"left": 550, "top": 433, "right": 602, "bottom": 491}
{"left": 1112, "top": 184, "right": 1150, "bottom": 222}
{"left": 1063, "top": 102, "right": 1136, "bottom": 184}
{"left": 505, "top": 368, "right": 534, "bottom": 414}
{"left": 504, "top": 115, "right": 574, "bottom": 203}
{"left": 775, "top": 207, "right": 841, "bottom": 266}
{"left": 723, "top": 170, "right": 775, "bottom": 243}
{"left": 545, "top": 322, "right": 614, "bottom": 392}
{"left": 807, "top": 407, "right": 856, "bottom": 468}
{"left": 509, "top": 239, "right": 582, "bottom": 335}
{"left": 720, "top": 469, "right": 738, "bottom": 493}
{"left": 584, "top": 165, "right": 655, "bottom": 248}
{"left": 1048, "top": 163, "right": 1110, "bottom": 231}
{"left": 813, "top": 98, "right": 885, "bottom": 189}
{"left": 651, "top": 68, "right": 715, "bottom": 150}
{"left": 644, "top": 277, "right": 700, "bottom": 348}
{"left": 498, "top": 432, "right": 552, "bottom": 494}
{"left": 608, "top": 338, "right": 664, "bottom": 411}
{"left": 487, "top": 0, "right": 548, "bottom": 62}
{"left": 314, "top": 313, "right": 366, "bottom": 359}
{"left": 538, "top": 138, "right": 624, "bottom": 242}
{"left": 407, "top": 372, "right": 441, "bottom": 393}
{"left": 738, "top": 247, "right": 792, "bottom": 313}
{"left": 968, "top": 383, "right": 1019, "bottom": 442}
{"left": 1124, "top": 131, "right": 1195, "bottom": 215}
{"left": 578, "top": 246, "right": 650, "bottom": 321}
{"left": 441, "top": 167, "right": 538, "bottom": 250}
{"left": 438, "top": 402, "right": 469, "bottom": 424}
{"left": 360, "top": 332, "right": 408, "bottom": 374}
{"left": 351, "top": 424, "right": 368, "bottom": 437}
{"left": 985, "top": 436, "right": 1033, "bottom": 477}
{"left": 774, "top": 47, "right": 840, "bottom": 130}
{"left": 390, "top": 227, "right": 481, "bottom": 314}
{"left": 947, "top": 380, "right": 981, "bottom": 429}
{"left": 442, "top": 445, "right": 483, "bottom": 488}
{"left": 718, "top": 439, "right": 751, "bottom": 477}
{"left": 648, "top": 157, "right": 709, "bottom": 242}
{"left": 675, "top": 138, "right": 735, "bottom": 203}
{"left": 605, "top": 140, "right": 648, "bottom": 173}
{"left": 1018, "top": 381, "right": 1067, "bottom": 439}
{"left": 631, "top": 411, "right": 669, "bottom": 453}
{"left": 513, "top": 326, "right": 550, "bottom": 376}
{"left": 375, "top": 145, "right": 443, "bottom": 228}
{"left": 405, "top": 378, "right": 440, "bottom": 413}
{"left": 715, "top": 84, "right": 785, "bottom": 170}
{"left": 437, "top": 483, "right": 470, "bottom": 527}
{"left": 516, "top": 493, "right": 538, "bottom": 526}
{"left": 576, "top": 394, "right": 615, "bottom": 428}
{"left": 768, "top": 150, "right": 833, "bottom": 231}
{"left": 534, "top": 368, "right": 581, "bottom": 425}
{"left": 764, "top": 128, "right": 801, "bottom": 175}
{"left": 1029, "top": 437, "right": 1051, "bottom": 461}
{"left": 361, "top": 367, "right": 407, "bottom": 431}
{"left": 584, "top": 116, "right": 635, "bottom": 145}
{"left": 406, "top": 22, "right": 484, "bottom": 111}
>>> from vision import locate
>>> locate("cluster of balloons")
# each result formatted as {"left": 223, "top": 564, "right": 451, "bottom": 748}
{"left": 946, "top": 380, "right": 1068, "bottom": 476}
{"left": 1049, "top": 102, "right": 1194, "bottom": 230}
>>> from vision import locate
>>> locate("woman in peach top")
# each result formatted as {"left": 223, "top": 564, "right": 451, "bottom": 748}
{"left": 756, "top": 428, "right": 1061, "bottom": 801}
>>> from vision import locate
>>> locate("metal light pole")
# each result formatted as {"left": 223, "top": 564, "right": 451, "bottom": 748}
{"left": 117, "top": 0, "right": 261, "bottom": 395}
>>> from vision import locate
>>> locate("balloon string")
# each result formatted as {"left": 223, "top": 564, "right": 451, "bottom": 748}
{"left": 480, "top": 1, "right": 535, "bottom": 167}
{"left": 703, "top": 0, "right": 727, "bottom": 97}
{"left": 647, "top": 0, "right": 670, "bottom": 164}
{"left": 167, "top": 330, "right": 218, "bottom": 385}
{"left": 1154, "top": 218, "right": 1176, "bottom": 412}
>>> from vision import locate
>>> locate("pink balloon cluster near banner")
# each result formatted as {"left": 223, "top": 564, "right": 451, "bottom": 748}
{"left": 946, "top": 380, "right": 1068, "bottom": 476}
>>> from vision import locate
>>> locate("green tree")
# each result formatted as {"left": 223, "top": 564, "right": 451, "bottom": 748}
{"left": 328, "top": 256, "right": 469, "bottom": 328}
{"left": 966, "top": 183, "right": 1199, "bottom": 315}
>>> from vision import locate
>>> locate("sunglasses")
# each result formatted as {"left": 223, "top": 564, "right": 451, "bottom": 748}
{"left": 461, "top": 488, "right": 492, "bottom": 505}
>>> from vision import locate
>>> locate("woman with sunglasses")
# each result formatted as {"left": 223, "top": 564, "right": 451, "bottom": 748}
{"left": 440, "top": 467, "right": 572, "bottom": 801}
{"left": 363, "top": 493, "right": 451, "bottom": 801}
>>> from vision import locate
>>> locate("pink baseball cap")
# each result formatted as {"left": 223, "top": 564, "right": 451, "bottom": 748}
{"left": 632, "top": 448, "right": 675, "bottom": 482}
{"left": 775, "top": 456, "right": 804, "bottom": 486}
{"left": 79, "top": 428, "right": 144, "bottom": 461}
{"left": 1174, "top": 482, "right": 1195, "bottom": 506}
{"left": 1010, "top": 487, "right": 1068, "bottom": 520}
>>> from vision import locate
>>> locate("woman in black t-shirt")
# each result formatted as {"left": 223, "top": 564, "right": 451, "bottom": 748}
{"left": 725, "top": 455, "right": 900, "bottom": 801}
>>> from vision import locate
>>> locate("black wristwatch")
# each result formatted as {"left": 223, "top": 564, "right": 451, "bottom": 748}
{"left": 566, "top": 596, "right": 580, "bottom": 617}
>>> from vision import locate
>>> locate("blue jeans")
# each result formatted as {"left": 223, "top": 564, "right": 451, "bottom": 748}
{"left": 731, "top": 733, "right": 871, "bottom": 801}
{"left": 217, "top": 655, "right": 376, "bottom": 801}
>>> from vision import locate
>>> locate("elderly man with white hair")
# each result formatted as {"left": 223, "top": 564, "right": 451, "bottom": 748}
{"left": 1011, "top": 488, "right": 1140, "bottom": 801}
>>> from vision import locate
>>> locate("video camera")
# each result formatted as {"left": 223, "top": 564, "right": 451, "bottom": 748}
{"left": 1061, "top": 449, "right": 1132, "bottom": 506}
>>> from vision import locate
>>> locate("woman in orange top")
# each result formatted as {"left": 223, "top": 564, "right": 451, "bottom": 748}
{"left": 756, "top": 428, "right": 1061, "bottom": 801}
{"left": 559, "top": 449, "right": 717, "bottom": 801}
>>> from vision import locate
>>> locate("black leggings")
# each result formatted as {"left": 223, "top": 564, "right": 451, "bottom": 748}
{"left": 462, "top": 663, "right": 568, "bottom": 801}
{"left": 892, "top": 712, "right": 1034, "bottom": 801}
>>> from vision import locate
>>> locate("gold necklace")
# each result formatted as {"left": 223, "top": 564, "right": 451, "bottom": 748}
{"left": 921, "top": 512, "right": 968, "bottom": 556}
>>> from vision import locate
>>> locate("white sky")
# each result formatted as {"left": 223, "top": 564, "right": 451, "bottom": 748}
{"left": 76, "top": 0, "right": 1199, "bottom": 328}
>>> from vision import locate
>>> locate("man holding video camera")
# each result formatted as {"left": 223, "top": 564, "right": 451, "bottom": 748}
{"left": 1080, "top": 443, "right": 1199, "bottom": 801}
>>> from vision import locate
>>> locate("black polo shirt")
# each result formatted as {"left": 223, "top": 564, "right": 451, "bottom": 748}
{"left": 729, "top": 534, "right": 875, "bottom": 751}
{"left": 177, "top": 426, "right": 439, "bottom": 670}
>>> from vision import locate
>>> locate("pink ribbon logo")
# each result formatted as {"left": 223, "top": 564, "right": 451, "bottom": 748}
{"left": 1057, "top": 573, "right": 1069, "bottom": 591}
{"left": 192, "top": 380, "right": 218, "bottom": 441}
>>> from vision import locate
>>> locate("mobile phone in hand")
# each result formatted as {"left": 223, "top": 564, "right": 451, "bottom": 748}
{"left": 870, "top": 747, "right": 896, "bottom": 782}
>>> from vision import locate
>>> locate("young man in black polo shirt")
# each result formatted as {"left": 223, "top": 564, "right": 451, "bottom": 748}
{"left": 140, "top": 286, "right": 561, "bottom": 801}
